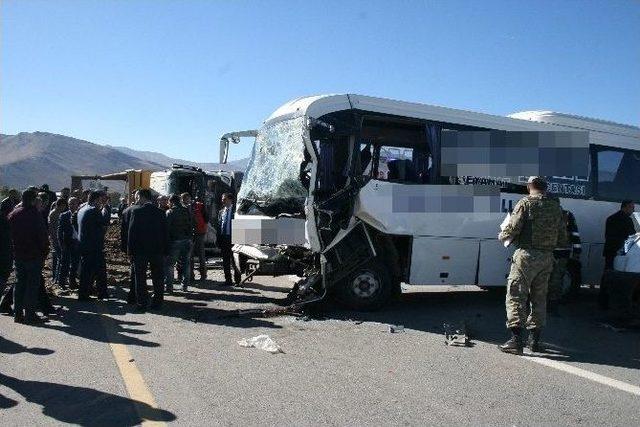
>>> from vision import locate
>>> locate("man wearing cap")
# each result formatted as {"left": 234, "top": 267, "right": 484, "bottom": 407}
{"left": 498, "top": 177, "right": 567, "bottom": 354}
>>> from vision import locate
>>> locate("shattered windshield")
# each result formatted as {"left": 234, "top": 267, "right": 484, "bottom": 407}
{"left": 237, "top": 116, "right": 308, "bottom": 215}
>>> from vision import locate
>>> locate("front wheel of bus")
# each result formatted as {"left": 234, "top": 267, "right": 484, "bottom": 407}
{"left": 336, "top": 260, "right": 394, "bottom": 311}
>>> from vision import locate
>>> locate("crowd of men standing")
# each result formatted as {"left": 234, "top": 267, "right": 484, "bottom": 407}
{"left": 0, "top": 184, "right": 240, "bottom": 323}
{"left": 120, "top": 189, "right": 239, "bottom": 312}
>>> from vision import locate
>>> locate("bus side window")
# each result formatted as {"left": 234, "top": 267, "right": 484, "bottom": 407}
{"left": 596, "top": 147, "right": 640, "bottom": 201}
{"left": 377, "top": 146, "right": 419, "bottom": 183}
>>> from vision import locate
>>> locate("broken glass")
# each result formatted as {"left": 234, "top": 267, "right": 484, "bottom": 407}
{"left": 237, "top": 117, "right": 308, "bottom": 214}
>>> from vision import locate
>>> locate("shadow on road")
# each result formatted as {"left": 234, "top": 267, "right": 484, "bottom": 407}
{"left": 0, "top": 372, "right": 176, "bottom": 426}
{"left": 0, "top": 336, "right": 55, "bottom": 356}
{"left": 237, "top": 281, "right": 292, "bottom": 294}
{"left": 36, "top": 297, "right": 161, "bottom": 348}
{"left": 0, "top": 392, "right": 18, "bottom": 409}
{"left": 53, "top": 286, "right": 284, "bottom": 331}
{"left": 146, "top": 297, "right": 284, "bottom": 329}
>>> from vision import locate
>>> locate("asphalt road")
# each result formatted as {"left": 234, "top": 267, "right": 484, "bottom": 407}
{"left": 1, "top": 269, "right": 639, "bottom": 426}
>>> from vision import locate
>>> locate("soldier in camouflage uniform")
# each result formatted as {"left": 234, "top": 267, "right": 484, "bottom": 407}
{"left": 498, "top": 177, "right": 568, "bottom": 354}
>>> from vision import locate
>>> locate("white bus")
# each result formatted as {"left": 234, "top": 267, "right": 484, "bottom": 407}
{"left": 223, "top": 94, "right": 640, "bottom": 310}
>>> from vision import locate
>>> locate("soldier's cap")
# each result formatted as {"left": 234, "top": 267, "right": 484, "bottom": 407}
{"left": 527, "top": 176, "right": 546, "bottom": 184}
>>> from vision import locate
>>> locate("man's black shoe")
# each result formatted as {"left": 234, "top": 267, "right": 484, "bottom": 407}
{"left": 149, "top": 301, "right": 163, "bottom": 310}
{"left": 14, "top": 314, "right": 25, "bottom": 324}
{"left": 77, "top": 295, "right": 92, "bottom": 302}
{"left": 24, "top": 315, "right": 47, "bottom": 325}
{"left": 97, "top": 294, "right": 110, "bottom": 300}
{"left": 498, "top": 328, "right": 523, "bottom": 355}
{"left": 135, "top": 304, "right": 148, "bottom": 313}
{"left": 42, "top": 305, "right": 60, "bottom": 316}
{"left": 527, "top": 329, "right": 543, "bottom": 352}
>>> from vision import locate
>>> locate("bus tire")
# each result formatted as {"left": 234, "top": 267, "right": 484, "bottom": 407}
{"left": 335, "top": 258, "right": 393, "bottom": 311}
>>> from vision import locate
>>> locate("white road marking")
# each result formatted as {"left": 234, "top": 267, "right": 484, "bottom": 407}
{"left": 523, "top": 356, "right": 640, "bottom": 397}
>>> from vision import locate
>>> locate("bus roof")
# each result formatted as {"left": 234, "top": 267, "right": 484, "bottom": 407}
{"left": 508, "top": 110, "right": 640, "bottom": 139}
{"left": 265, "top": 94, "right": 639, "bottom": 149}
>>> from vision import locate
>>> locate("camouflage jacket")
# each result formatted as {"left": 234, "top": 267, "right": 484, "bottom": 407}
{"left": 499, "top": 194, "right": 568, "bottom": 252}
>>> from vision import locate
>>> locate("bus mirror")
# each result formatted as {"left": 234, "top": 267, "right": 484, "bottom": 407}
{"left": 219, "top": 130, "right": 258, "bottom": 164}
{"left": 220, "top": 137, "right": 230, "bottom": 164}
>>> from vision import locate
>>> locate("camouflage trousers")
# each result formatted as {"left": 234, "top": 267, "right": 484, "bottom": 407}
{"left": 547, "top": 257, "right": 568, "bottom": 303}
{"left": 505, "top": 248, "right": 554, "bottom": 330}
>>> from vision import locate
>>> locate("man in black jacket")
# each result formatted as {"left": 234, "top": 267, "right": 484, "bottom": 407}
{"left": 8, "top": 190, "right": 49, "bottom": 324}
{"left": 601, "top": 200, "right": 636, "bottom": 307}
{"left": 77, "top": 191, "right": 111, "bottom": 300}
{"left": 128, "top": 189, "right": 168, "bottom": 310}
{"left": 120, "top": 197, "right": 139, "bottom": 304}
{"left": 165, "top": 194, "right": 193, "bottom": 293}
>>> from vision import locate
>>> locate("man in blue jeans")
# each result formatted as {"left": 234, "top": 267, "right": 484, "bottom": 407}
{"left": 7, "top": 190, "right": 49, "bottom": 324}
{"left": 165, "top": 194, "right": 193, "bottom": 293}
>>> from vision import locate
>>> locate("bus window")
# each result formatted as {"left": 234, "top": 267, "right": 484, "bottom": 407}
{"left": 596, "top": 148, "right": 640, "bottom": 201}
{"left": 377, "top": 146, "right": 418, "bottom": 182}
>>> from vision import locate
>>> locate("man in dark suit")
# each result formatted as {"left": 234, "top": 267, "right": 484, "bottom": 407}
{"left": 217, "top": 192, "right": 241, "bottom": 286}
{"left": 77, "top": 191, "right": 111, "bottom": 300}
{"left": 120, "top": 197, "right": 139, "bottom": 304}
{"left": 57, "top": 197, "right": 81, "bottom": 289}
{"left": 601, "top": 199, "right": 636, "bottom": 307}
{"left": 128, "top": 189, "right": 168, "bottom": 310}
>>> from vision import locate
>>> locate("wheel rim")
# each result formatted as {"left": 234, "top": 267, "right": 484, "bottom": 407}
{"left": 350, "top": 271, "right": 380, "bottom": 298}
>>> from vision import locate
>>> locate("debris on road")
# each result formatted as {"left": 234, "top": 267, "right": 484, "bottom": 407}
{"left": 443, "top": 321, "right": 472, "bottom": 347}
{"left": 222, "top": 306, "right": 302, "bottom": 319}
{"left": 388, "top": 324, "right": 404, "bottom": 333}
{"left": 238, "top": 334, "right": 283, "bottom": 354}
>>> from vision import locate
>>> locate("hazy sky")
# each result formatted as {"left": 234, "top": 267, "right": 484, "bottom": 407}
{"left": 2, "top": 0, "right": 638, "bottom": 161}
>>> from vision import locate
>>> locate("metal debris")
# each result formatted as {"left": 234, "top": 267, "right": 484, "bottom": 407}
{"left": 221, "top": 306, "right": 302, "bottom": 319}
{"left": 443, "top": 321, "right": 472, "bottom": 347}
{"left": 388, "top": 324, "right": 404, "bottom": 333}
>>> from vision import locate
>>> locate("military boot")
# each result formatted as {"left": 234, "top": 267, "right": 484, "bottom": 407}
{"left": 498, "top": 328, "right": 523, "bottom": 355}
{"left": 527, "top": 329, "right": 543, "bottom": 352}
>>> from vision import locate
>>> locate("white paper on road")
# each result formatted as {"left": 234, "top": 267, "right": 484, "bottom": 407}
{"left": 499, "top": 213, "right": 512, "bottom": 247}
{"left": 238, "top": 334, "right": 283, "bottom": 354}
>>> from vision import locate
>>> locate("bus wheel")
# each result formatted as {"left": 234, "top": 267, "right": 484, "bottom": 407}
{"left": 336, "top": 259, "right": 393, "bottom": 311}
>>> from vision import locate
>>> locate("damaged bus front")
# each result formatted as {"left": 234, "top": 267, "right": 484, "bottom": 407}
{"left": 232, "top": 95, "right": 415, "bottom": 310}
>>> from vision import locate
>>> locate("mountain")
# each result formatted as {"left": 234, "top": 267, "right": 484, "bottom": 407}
{"left": 0, "top": 132, "right": 249, "bottom": 191}
{"left": 106, "top": 145, "right": 249, "bottom": 172}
